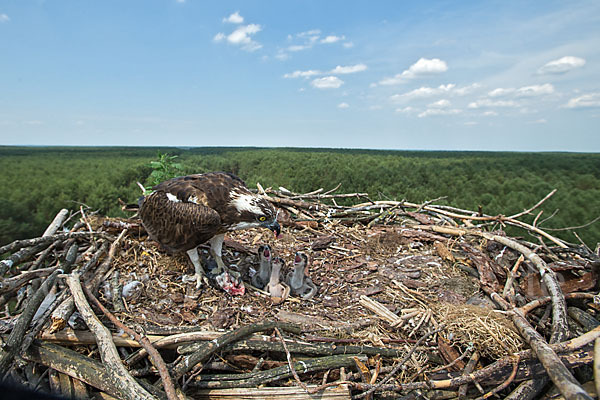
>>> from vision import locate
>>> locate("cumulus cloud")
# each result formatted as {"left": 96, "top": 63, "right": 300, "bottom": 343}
{"left": 515, "top": 84, "right": 554, "bottom": 97}
{"left": 379, "top": 58, "right": 448, "bottom": 85}
{"left": 428, "top": 99, "right": 451, "bottom": 108}
{"left": 0, "top": 13, "right": 9, "bottom": 23}
{"left": 488, "top": 88, "right": 515, "bottom": 97}
{"left": 330, "top": 64, "right": 367, "bottom": 74}
{"left": 396, "top": 106, "right": 417, "bottom": 114}
{"left": 223, "top": 11, "right": 244, "bottom": 24}
{"left": 283, "top": 70, "right": 321, "bottom": 79}
{"left": 488, "top": 84, "right": 554, "bottom": 99}
{"left": 418, "top": 108, "right": 461, "bottom": 118}
{"left": 338, "top": 102, "right": 350, "bottom": 109}
{"left": 564, "top": 92, "right": 600, "bottom": 108}
{"left": 390, "top": 84, "right": 456, "bottom": 100}
{"left": 284, "top": 64, "right": 367, "bottom": 79}
{"left": 321, "top": 35, "right": 345, "bottom": 44}
{"left": 311, "top": 76, "right": 344, "bottom": 89}
{"left": 467, "top": 99, "right": 518, "bottom": 109}
{"left": 214, "top": 22, "right": 262, "bottom": 52}
{"left": 538, "top": 56, "right": 586, "bottom": 74}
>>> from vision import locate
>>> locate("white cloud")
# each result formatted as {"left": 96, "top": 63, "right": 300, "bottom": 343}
{"left": 321, "top": 35, "right": 345, "bottom": 44}
{"left": 391, "top": 84, "right": 456, "bottom": 100}
{"left": 396, "top": 106, "right": 417, "bottom": 114}
{"left": 482, "top": 111, "right": 498, "bottom": 116}
{"left": 0, "top": 14, "right": 9, "bottom": 23}
{"left": 379, "top": 58, "right": 448, "bottom": 85}
{"left": 284, "top": 70, "right": 321, "bottom": 79}
{"left": 538, "top": 56, "right": 586, "bottom": 74}
{"left": 287, "top": 44, "right": 310, "bottom": 52}
{"left": 468, "top": 99, "right": 518, "bottom": 109}
{"left": 215, "top": 23, "right": 262, "bottom": 52}
{"left": 284, "top": 64, "right": 367, "bottom": 79}
{"left": 488, "top": 88, "right": 515, "bottom": 97}
{"left": 311, "top": 76, "right": 344, "bottom": 89}
{"left": 515, "top": 84, "right": 554, "bottom": 97}
{"left": 418, "top": 108, "right": 461, "bottom": 118}
{"left": 338, "top": 102, "right": 350, "bottom": 109}
{"left": 223, "top": 11, "right": 244, "bottom": 24}
{"left": 343, "top": 42, "right": 354, "bottom": 48}
{"left": 564, "top": 92, "right": 600, "bottom": 108}
{"left": 488, "top": 84, "right": 554, "bottom": 98}
{"left": 428, "top": 99, "right": 451, "bottom": 108}
{"left": 530, "top": 119, "right": 548, "bottom": 124}
{"left": 330, "top": 64, "right": 367, "bottom": 74}
{"left": 297, "top": 29, "right": 321, "bottom": 38}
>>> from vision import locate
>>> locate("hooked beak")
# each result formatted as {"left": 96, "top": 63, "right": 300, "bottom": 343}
{"left": 269, "top": 220, "right": 281, "bottom": 238}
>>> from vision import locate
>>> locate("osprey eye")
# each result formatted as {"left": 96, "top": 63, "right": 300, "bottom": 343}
{"left": 258, "top": 216, "right": 267, "bottom": 221}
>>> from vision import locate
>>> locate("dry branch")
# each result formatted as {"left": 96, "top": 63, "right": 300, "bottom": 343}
{"left": 66, "top": 274, "right": 156, "bottom": 400}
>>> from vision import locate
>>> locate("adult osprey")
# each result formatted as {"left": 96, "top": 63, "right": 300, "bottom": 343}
{"left": 138, "top": 172, "right": 280, "bottom": 295}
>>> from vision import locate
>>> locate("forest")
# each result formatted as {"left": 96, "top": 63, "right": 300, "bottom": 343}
{"left": 1, "top": 146, "right": 599, "bottom": 248}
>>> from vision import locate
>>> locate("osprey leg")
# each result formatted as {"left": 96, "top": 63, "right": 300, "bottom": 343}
{"left": 208, "top": 234, "right": 242, "bottom": 282}
{"left": 186, "top": 247, "right": 207, "bottom": 289}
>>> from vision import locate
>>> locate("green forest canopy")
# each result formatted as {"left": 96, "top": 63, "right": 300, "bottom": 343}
{"left": 1, "top": 146, "right": 599, "bottom": 248}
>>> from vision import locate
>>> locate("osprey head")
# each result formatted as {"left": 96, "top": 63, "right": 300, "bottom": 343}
{"left": 229, "top": 191, "right": 281, "bottom": 237}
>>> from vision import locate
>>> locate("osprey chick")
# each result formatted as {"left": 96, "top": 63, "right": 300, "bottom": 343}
{"left": 138, "top": 172, "right": 280, "bottom": 295}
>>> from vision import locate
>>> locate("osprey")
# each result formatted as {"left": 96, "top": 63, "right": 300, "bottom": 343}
{"left": 138, "top": 172, "right": 280, "bottom": 295}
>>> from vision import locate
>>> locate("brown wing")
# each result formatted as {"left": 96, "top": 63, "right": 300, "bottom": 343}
{"left": 139, "top": 191, "right": 221, "bottom": 253}
{"left": 153, "top": 172, "right": 249, "bottom": 213}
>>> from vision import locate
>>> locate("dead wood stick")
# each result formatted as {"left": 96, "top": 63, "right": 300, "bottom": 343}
{"left": 508, "top": 189, "right": 557, "bottom": 220}
{"left": 475, "top": 355, "right": 519, "bottom": 400}
{"left": 82, "top": 285, "right": 177, "bottom": 400}
{"left": 171, "top": 321, "right": 302, "bottom": 381}
{"left": 520, "top": 292, "right": 595, "bottom": 315}
{"left": 66, "top": 274, "right": 156, "bottom": 400}
{"left": 0, "top": 241, "right": 54, "bottom": 276}
{"left": 354, "top": 325, "right": 445, "bottom": 399}
{"left": 50, "top": 235, "right": 119, "bottom": 333}
{"left": 490, "top": 292, "right": 591, "bottom": 400}
{"left": 274, "top": 327, "right": 312, "bottom": 393}
{"left": 458, "top": 351, "right": 479, "bottom": 398}
{"left": 0, "top": 231, "right": 109, "bottom": 256}
{"left": 179, "top": 338, "right": 409, "bottom": 359}
{"left": 0, "top": 268, "right": 62, "bottom": 375}
{"left": 42, "top": 209, "right": 70, "bottom": 237}
{"left": 22, "top": 341, "right": 167, "bottom": 400}
{"left": 190, "top": 354, "right": 362, "bottom": 389}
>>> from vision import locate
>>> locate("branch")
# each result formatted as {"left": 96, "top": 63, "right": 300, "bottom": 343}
{"left": 83, "top": 285, "right": 177, "bottom": 400}
{"left": 66, "top": 274, "right": 156, "bottom": 400}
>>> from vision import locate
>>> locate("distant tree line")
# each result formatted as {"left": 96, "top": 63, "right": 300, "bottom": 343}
{"left": 0, "top": 146, "right": 598, "bottom": 248}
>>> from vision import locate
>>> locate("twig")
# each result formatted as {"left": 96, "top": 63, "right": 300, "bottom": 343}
{"left": 83, "top": 285, "right": 177, "bottom": 400}
{"left": 353, "top": 325, "right": 445, "bottom": 399}
{"left": 274, "top": 327, "right": 310, "bottom": 393}
{"left": 508, "top": 189, "right": 557, "bottom": 219}
{"left": 475, "top": 355, "right": 519, "bottom": 400}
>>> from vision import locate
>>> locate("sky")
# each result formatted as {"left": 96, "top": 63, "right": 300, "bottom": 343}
{"left": 0, "top": 1, "right": 599, "bottom": 151}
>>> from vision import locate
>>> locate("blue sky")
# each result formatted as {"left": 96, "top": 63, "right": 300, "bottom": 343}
{"left": 0, "top": 1, "right": 599, "bottom": 151}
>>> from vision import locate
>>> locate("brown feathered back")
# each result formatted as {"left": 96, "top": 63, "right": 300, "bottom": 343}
{"left": 139, "top": 172, "right": 276, "bottom": 253}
